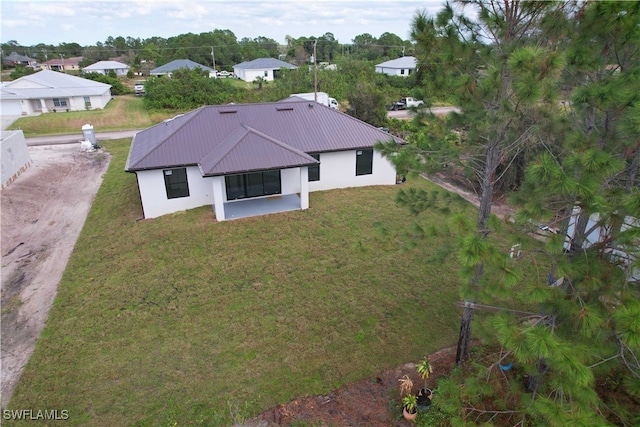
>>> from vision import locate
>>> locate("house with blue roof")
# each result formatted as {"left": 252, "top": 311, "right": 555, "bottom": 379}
{"left": 233, "top": 58, "right": 297, "bottom": 82}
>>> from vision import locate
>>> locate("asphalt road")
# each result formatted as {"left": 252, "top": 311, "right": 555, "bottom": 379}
{"left": 25, "top": 130, "right": 141, "bottom": 146}
{"left": 11, "top": 106, "right": 460, "bottom": 146}
{"left": 387, "top": 106, "right": 461, "bottom": 119}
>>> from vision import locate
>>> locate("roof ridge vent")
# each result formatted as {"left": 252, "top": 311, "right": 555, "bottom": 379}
{"left": 276, "top": 106, "right": 294, "bottom": 111}
{"left": 219, "top": 110, "right": 238, "bottom": 114}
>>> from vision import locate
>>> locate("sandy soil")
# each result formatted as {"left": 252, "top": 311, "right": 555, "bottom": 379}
{"left": 1, "top": 144, "right": 110, "bottom": 406}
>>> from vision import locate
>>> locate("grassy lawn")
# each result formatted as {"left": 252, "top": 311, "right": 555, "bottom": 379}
{"left": 6, "top": 96, "right": 178, "bottom": 137}
{"left": 7, "top": 139, "right": 523, "bottom": 425}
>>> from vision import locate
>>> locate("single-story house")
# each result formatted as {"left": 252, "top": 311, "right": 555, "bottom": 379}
{"left": 125, "top": 98, "right": 405, "bottom": 221}
{"left": 233, "top": 58, "right": 297, "bottom": 82}
{"left": 82, "top": 60, "right": 130, "bottom": 76}
{"left": 375, "top": 56, "right": 417, "bottom": 77}
{"left": 150, "top": 59, "right": 216, "bottom": 78}
{"left": 0, "top": 70, "right": 112, "bottom": 115}
{"left": 2, "top": 52, "right": 37, "bottom": 68}
{"left": 1, "top": 130, "right": 31, "bottom": 190}
{"left": 42, "top": 56, "right": 83, "bottom": 72}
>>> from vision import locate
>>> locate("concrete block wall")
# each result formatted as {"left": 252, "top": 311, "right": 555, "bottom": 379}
{"left": 1, "top": 130, "right": 32, "bottom": 190}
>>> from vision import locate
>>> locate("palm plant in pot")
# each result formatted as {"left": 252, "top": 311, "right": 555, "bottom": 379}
{"left": 398, "top": 375, "right": 418, "bottom": 421}
{"left": 416, "top": 357, "right": 434, "bottom": 410}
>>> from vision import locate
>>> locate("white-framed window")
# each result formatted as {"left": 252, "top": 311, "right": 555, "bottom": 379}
{"left": 53, "top": 98, "right": 68, "bottom": 107}
{"left": 84, "top": 97, "right": 91, "bottom": 108}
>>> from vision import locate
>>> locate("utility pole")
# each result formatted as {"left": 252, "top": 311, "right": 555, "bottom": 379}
{"left": 60, "top": 54, "right": 66, "bottom": 73}
{"left": 313, "top": 40, "right": 317, "bottom": 102}
{"left": 42, "top": 49, "right": 48, "bottom": 69}
{"left": 211, "top": 46, "right": 215, "bottom": 70}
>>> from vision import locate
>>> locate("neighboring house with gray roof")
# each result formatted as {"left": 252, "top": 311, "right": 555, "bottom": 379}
{"left": 233, "top": 58, "right": 297, "bottom": 82}
{"left": 0, "top": 70, "right": 112, "bottom": 115}
{"left": 2, "top": 52, "right": 37, "bottom": 68}
{"left": 82, "top": 60, "right": 130, "bottom": 76}
{"left": 150, "top": 59, "right": 216, "bottom": 78}
{"left": 375, "top": 56, "right": 418, "bottom": 77}
{"left": 126, "top": 98, "right": 404, "bottom": 220}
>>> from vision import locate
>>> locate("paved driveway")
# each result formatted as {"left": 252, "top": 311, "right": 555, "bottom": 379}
{"left": 1, "top": 115, "right": 23, "bottom": 131}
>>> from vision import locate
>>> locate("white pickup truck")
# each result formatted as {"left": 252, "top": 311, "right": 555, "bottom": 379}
{"left": 390, "top": 97, "right": 424, "bottom": 110}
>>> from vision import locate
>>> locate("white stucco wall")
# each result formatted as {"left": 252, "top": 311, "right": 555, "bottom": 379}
{"left": 234, "top": 68, "right": 272, "bottom": 82}
{"left": 135, "top": 149, "right": 397, "bottom": 219}
{"left": 135, "top": 166, "right": 214, "bottom": 218}
{"left": 1, "top": 130, "right": 32, "bottom": 189}
{"left": 375, "top": 67, "right": 413, "bottom": 77}
{"left": 307, "top": 149, "right": 397, "bottom": 192}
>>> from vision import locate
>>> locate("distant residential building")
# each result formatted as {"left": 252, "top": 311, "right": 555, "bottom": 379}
{"left": 2, "top": 52, "right": 37, "bottom": 68}
{"left": 82, "top": 60, "right": 130, "bottom": 76}
{"left": 0, "top": 70, "right": 112, "bottom": 115}
{"left": 42, "top": 56, "right": 83, "bottom": 72}
{"left": 233, "top": 58, "right": 297, "bottom": 82}
{"left": 150, "top": 59, "right": 216, "bottom": 78}
{"left": 375, "top": 56, "right": 418, "bottom": 77}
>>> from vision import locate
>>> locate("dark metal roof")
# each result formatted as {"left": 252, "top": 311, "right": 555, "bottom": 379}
{"left": 125, "top": 99, "right": 405, "bottom": 175}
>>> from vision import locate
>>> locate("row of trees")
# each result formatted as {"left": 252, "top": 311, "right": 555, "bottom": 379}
{"left": 379, "top": 1, "right": 639, "bottom": 425}
{"left": 1, "top": 29, "right": 413, "bottom": 74}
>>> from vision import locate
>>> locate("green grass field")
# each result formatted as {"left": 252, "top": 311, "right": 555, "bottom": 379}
{"left": 6, "top": 139, "right": 517, "bottom": 425}
{"left": 6, "top": 96, "right": 177, "bottom": 137}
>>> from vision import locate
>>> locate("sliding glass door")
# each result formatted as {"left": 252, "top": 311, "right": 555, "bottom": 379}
{"left": 225, "top": 170, "right": 281, "bottom": 200}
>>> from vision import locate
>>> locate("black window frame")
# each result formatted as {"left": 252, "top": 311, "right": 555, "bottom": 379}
{"left": 53, "top": 98, "right": 68, "bottom": 107}
{"left": 308, "top": 153, "right": 320, "bottom": 182}
{"left": 355, "top": 149, "right": 373, "bottom": 176}
{"left": 163, "top": 168, "right": 190, "bottom": 199}
{"left": 225, "top": 170, "right": 281, "bottom": 201}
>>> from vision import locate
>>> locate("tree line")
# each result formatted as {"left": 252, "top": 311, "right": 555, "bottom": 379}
{"left": 377, "top": 1, "right": 640, "bottom": 425}
{"left": 1, "top": 30, "right": 414, "bottom": 73}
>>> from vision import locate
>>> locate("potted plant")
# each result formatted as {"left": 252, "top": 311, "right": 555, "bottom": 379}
{"left": 398, "top": 375, "right": 417, "bottom": 421}
{"left": 416, "top": 357, "right": 433, "bottom": 410}
{"left": 402, "top": 394, "right": 418, "bottom": 421}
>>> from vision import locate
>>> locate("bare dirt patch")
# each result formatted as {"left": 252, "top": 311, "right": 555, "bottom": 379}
{"left": 246, "top": 346, "right": 459, "bottom": 426}
{"left": 1, "top": 144, "right": 110, "bottom": 406}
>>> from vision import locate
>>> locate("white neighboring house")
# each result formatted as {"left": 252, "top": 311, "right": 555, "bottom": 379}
{"left": 233, "top": 58, "right": 297, "bottom": 82}
{"left": 375, "top": 56, "right": 418, "bottom": 77}
{"left": 150, "top": 59, "right": 216, "bottom": 78}
{"left": 0, "top": 70, "right": 112, "bottom": 115}
{"left": 1, "top": 130, "right": 31, "bottom": 190}
{"left": 125, "top": 99, "right": 404, "bottom": 221}
{"left": 564, "top": 208, "right": 639, "bottom": 282}
{"left": 82, "top": 60, "right": 130, "bottom": 76}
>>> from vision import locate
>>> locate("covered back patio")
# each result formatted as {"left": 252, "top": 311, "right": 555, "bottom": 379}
{"left": 221, "top": 194, "right": 302, "bottom": 220}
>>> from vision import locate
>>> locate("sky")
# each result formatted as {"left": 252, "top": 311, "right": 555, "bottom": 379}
{"left": 1, "top": 0, "right": 445, "bottom": 48}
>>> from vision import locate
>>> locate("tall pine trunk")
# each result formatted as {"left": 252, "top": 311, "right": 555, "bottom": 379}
{"left": 456, "top": 139, "right": 500, "bottom": 365}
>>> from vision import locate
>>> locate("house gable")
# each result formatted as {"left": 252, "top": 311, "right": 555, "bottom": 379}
{"left": 200, "top": 124, "right": 318, "bottom": 176}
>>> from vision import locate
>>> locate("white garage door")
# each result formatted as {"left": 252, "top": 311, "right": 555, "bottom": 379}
{"left": 1, "top": 100, "right": 23, "bottom": 116}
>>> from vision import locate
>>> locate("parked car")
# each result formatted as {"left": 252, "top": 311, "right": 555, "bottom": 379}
{"left": 134, "top": 81, "right": 145, "bottom": 96}
{"left": 216, "top": 71, "right": 231, "bottom": 78}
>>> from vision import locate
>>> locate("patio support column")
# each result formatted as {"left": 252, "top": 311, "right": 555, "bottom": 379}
{"left": 40, "top": 99, "right": 48, "bottom": 113}
{"left": 300, "top": 167, "right": 309, "bottom": 210}
{"left": 211, "top": 176, "right": 226, "bottom": 221}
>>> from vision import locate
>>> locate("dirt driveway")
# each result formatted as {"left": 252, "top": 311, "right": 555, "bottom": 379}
{"left": 1, "top": 144, "right": 110, "bottom": 406}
